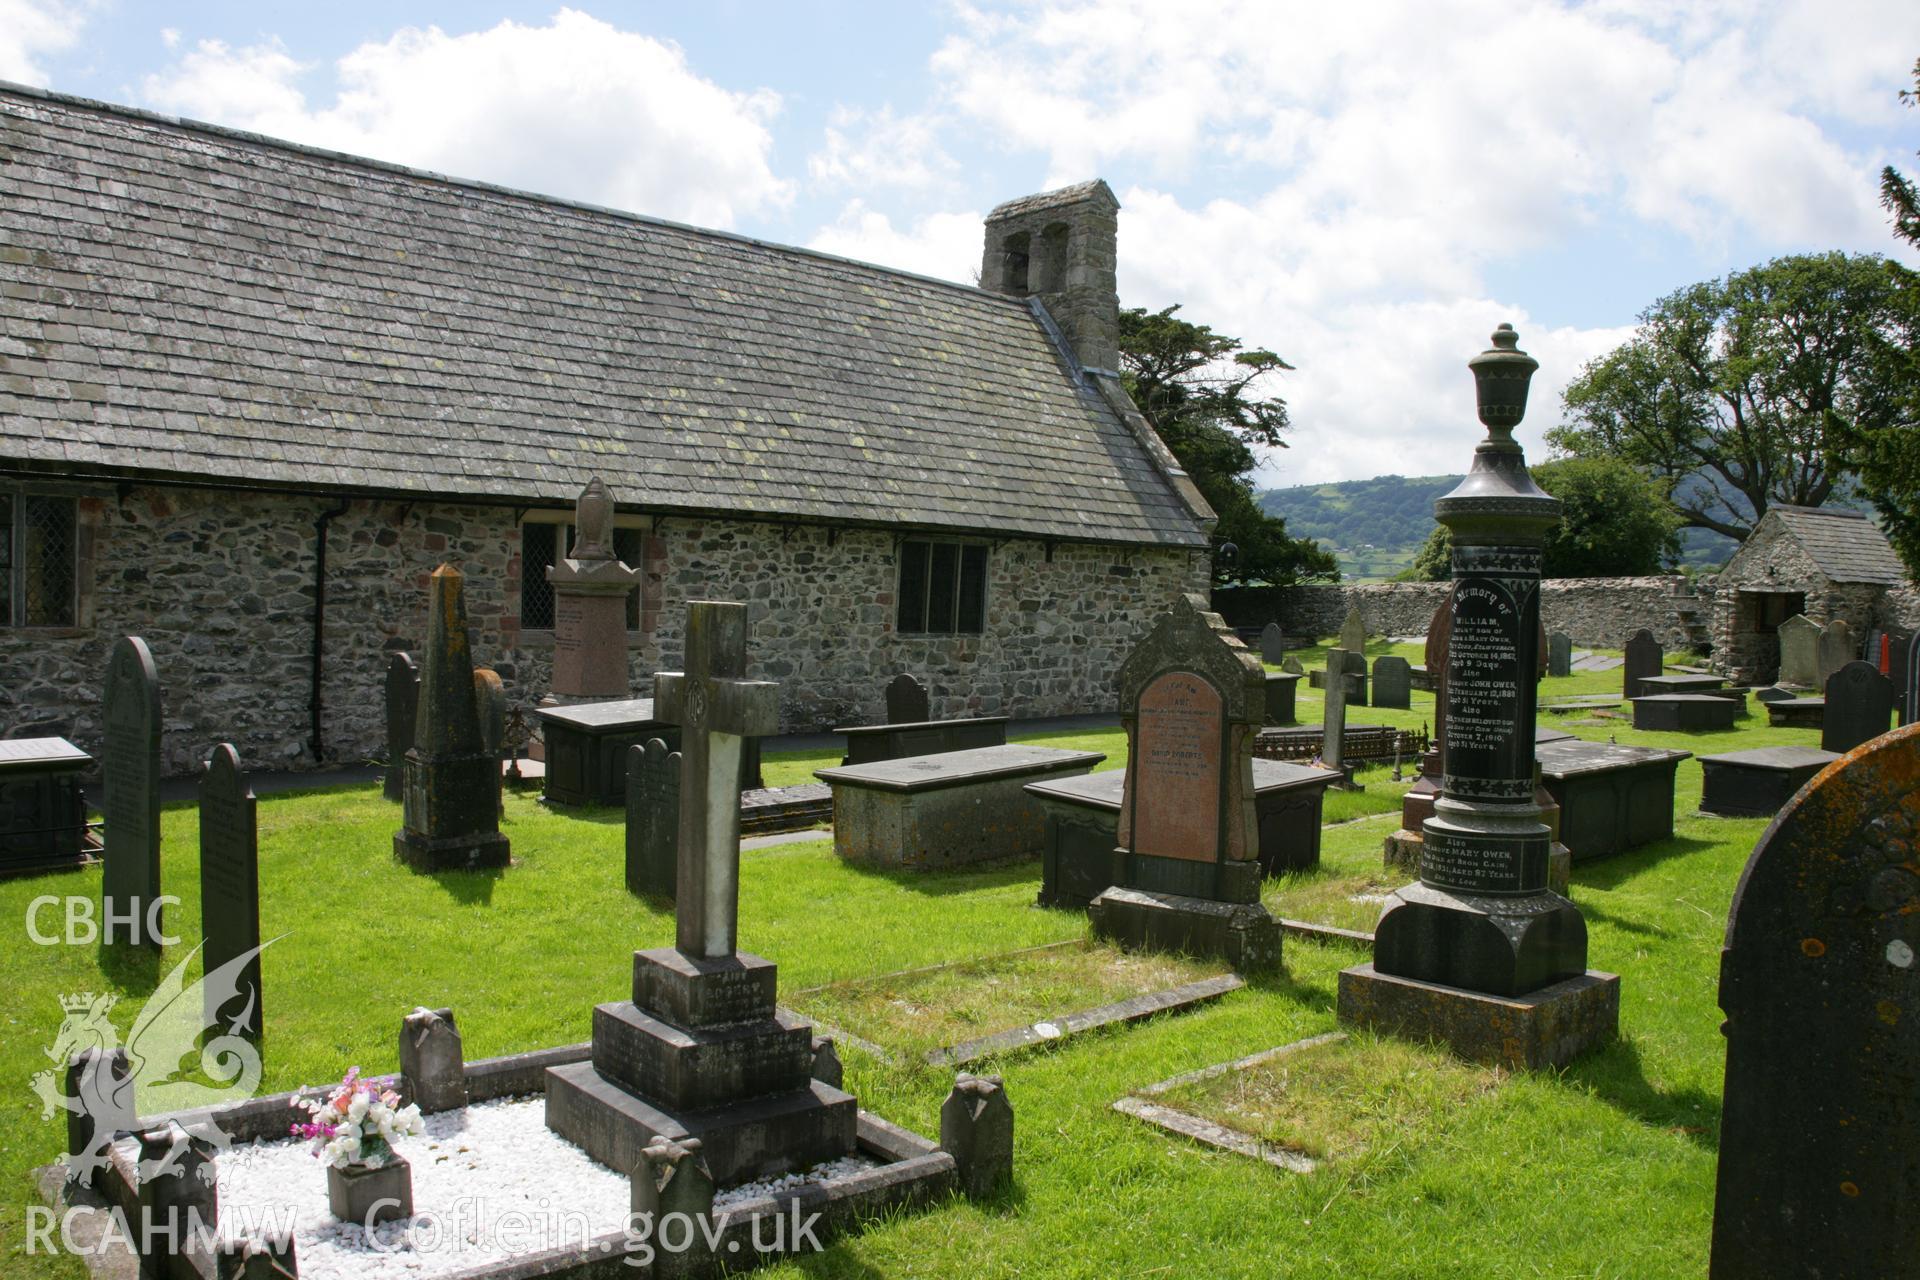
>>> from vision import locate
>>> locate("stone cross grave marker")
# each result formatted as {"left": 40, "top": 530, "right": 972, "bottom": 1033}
{"left": 1339, "top": 608, "right": 1366, "bottom": 659}
{"left": 1372, "top": 655, "right": 1412, "bottom": 709}
{"left": 1776, "top": 614, "right": 1819, "bottom": 687}
{"left": 1322, "top": 647, "right": 1350, "bottom": 773}
{"left": 102, "top": 636, "right": 163, "bottom": 949}
{"left": 383, "top": 652, "right": 419, "bottom": 802}
{"left": 1821, "top": 661, "right": 1894, "bottom": 755}
{"left": 1709, "top": 722, "right": 1918, "bottom": 1277}
{"left": 1816, "top": 619, "right": 1855, "bottom": 688}
{"left": 1547, "top": 632, "right": 1572, "bottom": 678}
{"left": 1622, "top": 628, "right": 1662, "bottom": 700}
{"left": 655, "top": 601, "right": 780, "bottom": 959}
{"left": 625, "top": 738, "right": 681, "bottom": 899}
{"left": 885, "top": 673, "right": 931, "bottom": 725}
{"left": 1259, "top": 622, "right": 1285, "bottom": 665}
{"left": 198, "top": 744, "right": 262, "bottom": 1038}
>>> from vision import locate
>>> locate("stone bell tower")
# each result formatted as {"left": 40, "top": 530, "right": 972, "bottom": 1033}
{"left": 981, "top": 180, "right": 1120, "bottom": 373}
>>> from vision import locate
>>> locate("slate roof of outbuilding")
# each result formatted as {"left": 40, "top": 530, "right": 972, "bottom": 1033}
{"left": 1768, "top": 506, "right": 1908, "bottom": 586}
{"left": 0, "top": 85, "right": 1207, "bottom": 548}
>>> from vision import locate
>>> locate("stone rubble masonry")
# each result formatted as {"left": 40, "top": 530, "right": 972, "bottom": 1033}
{"left": 0, "top": 483, "right": 1204, "bottom": 775}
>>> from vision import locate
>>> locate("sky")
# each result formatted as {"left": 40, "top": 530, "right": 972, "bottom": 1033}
{"left": 4, "top": 0, "right": 1918, "bottom": 488}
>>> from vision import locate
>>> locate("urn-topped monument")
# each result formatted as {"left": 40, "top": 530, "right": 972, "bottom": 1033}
{"left": 1337, "top": 325, "right": 1618, "bottom": 1068}
{"left": 547, "top": 476, "right": 643, "bottom": 701}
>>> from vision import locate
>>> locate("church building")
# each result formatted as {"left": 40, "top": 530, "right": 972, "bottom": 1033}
{"left": 0, "top": 84, "right": 1215, "bottom": 773}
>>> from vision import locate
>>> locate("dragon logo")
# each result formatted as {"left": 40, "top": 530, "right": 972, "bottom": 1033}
{"left": 33, "top": 940, "right": 277, "bottom": 1184}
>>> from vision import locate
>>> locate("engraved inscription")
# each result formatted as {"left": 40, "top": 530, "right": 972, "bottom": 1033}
{"left": 1131, "top": 671, "right": 1225, "bottom": 862}
{"left": 1421, "top": 826, "right": 1543, "bottom": 894}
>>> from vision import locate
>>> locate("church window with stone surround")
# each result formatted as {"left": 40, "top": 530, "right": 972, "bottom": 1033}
{"left": 0, "top": 493, "right": 77, "bottom": 628}
{"left": 897, "top": 540, "right": 988, "bottom": 635}
{"left": 520, "top": 519, "right": 644, "bottom": 633}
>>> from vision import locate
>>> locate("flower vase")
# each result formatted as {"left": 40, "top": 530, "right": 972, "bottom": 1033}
{"left": 327, "top": 1154, "right": 413, "bottom": 1226}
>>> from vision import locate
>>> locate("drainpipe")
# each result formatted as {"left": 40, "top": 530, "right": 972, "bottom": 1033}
{"left": 310, "top": 497, "right": 352, "bottom": 762}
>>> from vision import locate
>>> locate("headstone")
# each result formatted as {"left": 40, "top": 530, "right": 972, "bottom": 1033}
{"left": 1547, "top": 632, "right": 1572, "bottom": 678}
{"left": 940, "top": 1073, "right": 1014, "bottom": 1200}
{"left": 1622, "top": 628, "right": 1662, "bottom": 700}
{"left": 1321, "top": 648, "right": 1350, "bottom": 773}
{"left": 382, "top": 652, "right": 419, "bottom": 802}
{"left": 1709, "top": 722, "right": 1919, "bottom": 1277}
{"left": 198, "top": 745, "right": 262, "bottom": 1039}
{"left": 1905, "top": 632, "right": 1920, "bottom": 726}
{"left": 102, "top": 636, "right": 163, "bottom": 949}
{"left": 625, "top": 738, "right": 681, "bottom": 898}
{"left": 885, "top": 673, "right": 931, "bottom": 725}
{"left": 393, "top": 565, "right": 512, "bottom": 871}
{"left": 1426, "top": 596, "right": 1453, "bottom": 748}
{"left": 1259, "top": 623, "right": 1285, "bottom": 665}
{"left": 547, "top": 477, "right": 643, "bottom": 699}
{"left": 1816, "top": 618, "right": 1855, "bottom": 688}
{"left": 1342, "top": 324, "right": 1614, "bottom": 1071}
{"left": 1866, "top": 629, "right": 1888, "bottom": 673}
{"left": 1776, "top": 613, "right": 1820, "bottom": 687}
{"left": 1821, "top": 660, "right": 1895, "bottom": 754}
{"left": 1086, "top": 594, "right": 1280, "bottom": 970}
{"left": 1339, "top": 608, "right": 1367, "bottom": 659}
{"left": 476, "top": 667, "right": 506, "bottom": 817}
{"left": 398, "top": 1006, "right": 468, "bottom": 1114}
{"left": 1372, "top": 656, "right": 1412, "bottom": 709}
{"left": 1281, "top": 655, "right": 1304, "bottom": 676}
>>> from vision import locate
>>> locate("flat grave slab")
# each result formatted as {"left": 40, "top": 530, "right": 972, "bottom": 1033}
{"left": 1536, "top": 738, "right": 1691, "bottom": 862}
{"left": 1540, "top": 695, "right": 1623, "bottom": 713}
{"left": 1637, "top": 673, "right": 1727, "bottom": 696}
{"left": 1766, "top": 697, "right": 1825, "bottom": 729}
{"left": 1263, "top": 671, "right": 1301, "bottom": 725}
{"left": 1570, "top": 654, "right": 1624, "bottom": 672}
{"left": 536, "top": 696, "right": 764, "bottom": 807}
{"left": 1028, "top": 758, "right": 1340, "bottom": 906}
{"left": 836, "top": 715, "right": 1009, "bottom": 767}
{"left": 0, "top": 736, "right": 94, "bottom": 874}
{"left": 1631, "top": 694, "right": 1739, "bottom": 732}
{"left": 816, "top": 744, "right": 1105, "bottom": 868}
{"left": 1698, "top": 746, "right": 1837, "bottom": 818}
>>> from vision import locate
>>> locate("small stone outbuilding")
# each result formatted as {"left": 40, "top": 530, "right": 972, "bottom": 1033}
{"left": 1711, "top": 506, "right": 1911, "bottom": 685}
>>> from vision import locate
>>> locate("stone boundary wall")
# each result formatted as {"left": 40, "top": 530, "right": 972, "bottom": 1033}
{"left": 1880, "top": 585, "right": 1920, "bottom": 632}
{"left": 0, "top": 482, "right": 1204, "bottom": 775}
{"left": 1216, "top": 576, "right": 1709, "bottom": 650}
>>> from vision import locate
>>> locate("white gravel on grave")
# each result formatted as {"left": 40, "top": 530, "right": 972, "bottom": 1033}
{"left": 214, "top": 1097, "right": 874, "bottom": 1280}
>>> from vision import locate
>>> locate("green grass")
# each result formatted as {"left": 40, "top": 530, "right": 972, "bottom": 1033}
{"left": 1, "top": 647, "right": 1815, "bottom": 1277}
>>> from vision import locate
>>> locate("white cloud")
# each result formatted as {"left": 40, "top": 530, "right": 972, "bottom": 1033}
{"left": 808, "top": 106, "right": 957, "bottom": 192}
{"left": 0, "top": 0, "right": 86, "bottom": 87}
{"left": 805, "top": 200, "right": 984, "bottom": 282}
{"left": 139, "top": 8, "right": 790, "bottom": 229}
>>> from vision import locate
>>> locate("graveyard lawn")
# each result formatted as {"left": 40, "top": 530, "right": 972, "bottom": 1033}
{"left": 0, "top": 660, "right": 1835, "bottom": 1278}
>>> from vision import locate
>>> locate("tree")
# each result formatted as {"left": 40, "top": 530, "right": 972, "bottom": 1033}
{"left": 1863, "top": 56, "right": 1920, "bottom": 578}
{"left": 1118, "top": 305, "right": 1339, "bottom": 585}
{"left": 1882, "top": 57, "right": 1920, "bottom": 250}
{"left": 1397, "top": 456, "right": 1682, "bottom": 581}
{"left": 1550, "top": 252, "right": 1920, "bottom": 541}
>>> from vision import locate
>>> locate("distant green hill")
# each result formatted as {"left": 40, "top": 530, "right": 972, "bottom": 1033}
{"left": 1259, "top": 472, "right": 1742, "bottom": 580}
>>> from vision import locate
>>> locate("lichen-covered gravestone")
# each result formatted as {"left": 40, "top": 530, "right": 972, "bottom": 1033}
{"left": 382, "top": 652, "right": 418, "bottom": 802}
{"left": 1821, "top": 661, "right": 1895, "bottom": 755}
{"left": 1710, "top": 722, "right": 1919, "bottom": 1277}
{"left": 1372, "top": 655, "right": 1412, "bottom": 709}
{"left": 1322, "top": 648, "right": 1350, "bottom": 773}
{"left": 1817, "top": 618, "right": 1856, "bottom": 688}
{"left": 625, "top": 738, "right": 680, "bottom": 899}
{"left": 885, "top": 673, "right": 931, "bottom": 725}
{"left": 1622, "top": 628, "right": 1662, "bottom": 700}
{"left": 1339, "top": 608, "right": 1367, "bottom": 658}
{"left": 102, "top": 636, "right": 162, "bottom": 949}
{"left": 198, "top": 744, "right": 262, "bottom": 1038}
{"left": 1547, "top": 632, "right": 1572, "bottom": 678}
{"left": 1776, "top": 614, "right": 1820, "bottom": 687}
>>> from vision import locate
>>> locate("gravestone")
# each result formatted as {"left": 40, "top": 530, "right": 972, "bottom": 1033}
{"left": 1816, "top": 618, "right": 1855, "bottom": 688}
{"left": 1906, "top": 632, "right": 1920, "bottom": 726}
{"left": 1547, "top": 632, "right": 1572, "bottom": 678}
{"left": 1339, "top": 608, "right": 1366, "bottom": 659}
{"left": 1709, "top": 722, "right": 1919, "bottom": 1277}
{"left": 1259, "top": 623, "right": 1285, "bottom": 665}
{"left": 1622, "top": 629, "right": 1662, "bottom": 700}
{"left": 1341, "top": 324, "right": 1614, "bottom": 1070}
{"left": 1281, "top": 655, "right": 1303, "bottom": 676}
{"left": 382, "top": 653, "right": 419, "bottom": 802}
{"left": 547, "top": 476, "right": 642, "bottom": 700}
{"left": 394, "top": 565, "right": 512, "bottom": 871}
{"left": 885, "top": 673, "right": 932, "bottom": 725}
{"left": 1321, "top": 648, "right": 1350, "bottom": 773}
{"left": 102, "top": 637, "right": 163, "bottom": 949}
{"left": 1086, "top": 593, "right": 1280, "bottom": 970}
{"left": 1821, "top": 661, "right": 1895, "bottom": 755}
{"left": 1372, "top": 656, "right": 1412, "bottom": 709}
{"left": 1776, "top": 613, "right": 1820, "bottom": 687}
{"left": 625, "top": 738, "right": 680, "bottom": 899}
{"left": 1866, "top": 629, "right": 1888, "bottom": 673}
{"left": 1383, "top": 595, "right": 1453, "bottom": 871}
{"left": 545, "top": 600, "right": 858, "bottom": 1186}
{"left": 476, "top": 667, "right": 507, "bottom": 817}
{"left": 198, "top": 744, "right": 262, "bottom": 1038}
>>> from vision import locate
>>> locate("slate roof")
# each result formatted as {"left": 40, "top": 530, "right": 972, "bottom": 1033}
{"left": 0, "top": 85, "right": 1207, "bottom": 548}
{"left": 1769, "top": 506, "right": 1908, "bottom": 586}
